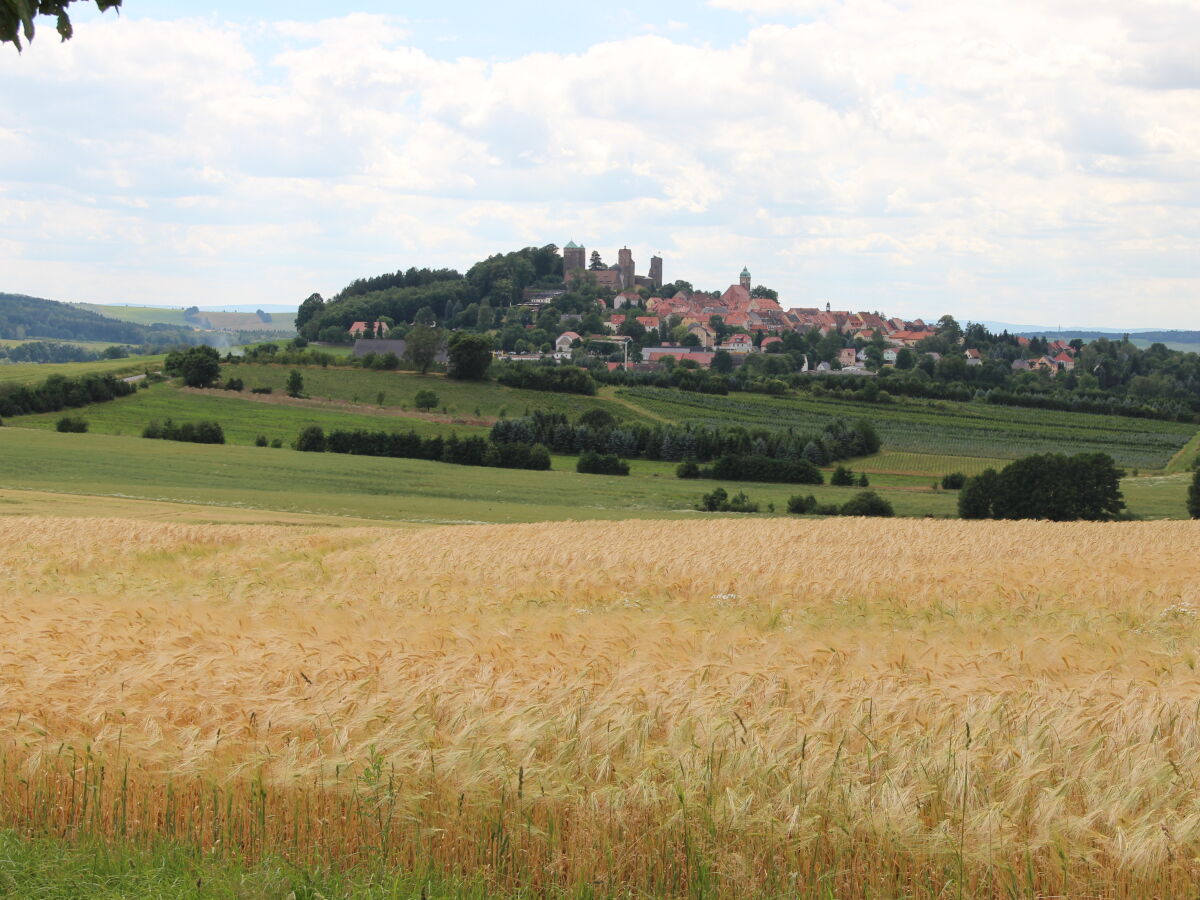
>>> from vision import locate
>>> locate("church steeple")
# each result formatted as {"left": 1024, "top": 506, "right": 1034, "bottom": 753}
{"left": 739, "top": 266, "right": 751, "bottom": 290}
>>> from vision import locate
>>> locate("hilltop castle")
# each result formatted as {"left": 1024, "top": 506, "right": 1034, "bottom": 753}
{"left": 563, "top": 242, "right": 663, "bottom": 292}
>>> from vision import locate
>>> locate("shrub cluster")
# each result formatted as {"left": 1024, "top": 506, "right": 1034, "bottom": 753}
{"left": 787, "top": 491, "right": 894, "bottom": 517}
{"left": 293, "top": 426, "right": 550, "bottom": 471}
{"left": 493, "top": 363, "right": 597, "bottom": 395}
{"left": 576, "top": 451, "right": 629, "bottom": 476}
{"left": 696, "top": 487, "right": 759, "bottom": 513}
{"left": 55, "top": 416, "right": 88, "bottom": 433}
{"left": 679, "top": 455, "right": 823, "bottom": 484}
{"left": 0, "top": 373, "right": 137, "bottom": 417}
{"left": 141, "top": 419, "right": 225, "bottom": 444}
{"left": 958, "top": 452, "right": 1125, "bottom": 521}
{"left": 941, "top": 472, "right": 967, "bottom": 490}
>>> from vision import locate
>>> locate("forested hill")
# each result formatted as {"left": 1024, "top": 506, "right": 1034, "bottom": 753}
{"left": 0, "top": 293, "right": 192, "bottom": 344}
{"left": 297, "top": 245, "right": 564, "bottom": 340}
{"left": 1015, "top": 329, "right": 1200, "bottom": 345}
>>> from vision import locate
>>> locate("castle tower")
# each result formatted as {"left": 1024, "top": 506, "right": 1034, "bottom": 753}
{"left": 618, "top": 247, "right": 635, "bottom": 292}
{"left": 740, "top": 266, "right": 752, "bottom": 291}
{"left": 563, "top": 241, "right": 586, "bottom": 279}
{"left": 649, "top": 254, "right": 663, "bottom": 289}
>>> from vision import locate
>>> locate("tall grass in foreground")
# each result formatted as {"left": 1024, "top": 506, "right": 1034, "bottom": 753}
{"left": 1, "top": 517, "right": 1199, "bottom": 897}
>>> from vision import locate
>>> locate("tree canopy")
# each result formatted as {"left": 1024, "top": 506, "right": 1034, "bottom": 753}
{"left": 2, "top": 0, "right": 121, "bottom": 51}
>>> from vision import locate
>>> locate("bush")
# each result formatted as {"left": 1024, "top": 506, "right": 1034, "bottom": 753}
{"left": 577, "top": 451, "right": 630, "bottom": 476}
{"left": 255, "top": 435, "right": 269, "bottom": 447}
{"left": 815, "top": 503, "right": 841, "bottom": 516}
{"left": 1188, "top": 469, "right": 1200, "bottom": 519}
{"left": 293, "top": 425, "right": 327, "bottom": 452}
{"left": 941, "top": 472, "right": 966, "bottom": 490}
{"left": 840, "top": 491, "right": 895, "bottom": 517}
{"left": 224, "top": 378, "right": 244, "bottom": 392}
{"left": 270, "top": 438, "right": 282, "bottom": 448}
{"left": 676, "top": 459, "right": 701, "bottom": 479}
{"left": 830, "top": 465, "right": 855, "bottom": 486}
{"left": 55, "top": 415, "right": 88, "bottom": 433}
{"left": 414, "top": 390, "right": 439, "bottom": 411}
{"left": 250, "top": 386, "right": 272, "bottom": 395}
{"left": 787, "top": 494, "right": 818, "bottom": 514}
{"left": 141, "top": 419, "right": 224, "bottom": 444}
{"left": 697, "top": 487, "right": 759, "bottom": 513}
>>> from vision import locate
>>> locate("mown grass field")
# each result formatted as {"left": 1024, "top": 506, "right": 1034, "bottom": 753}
{"left": 222, "top": 363, "right": 656, "bottom": 423}
{"left": 0, "top": 428, "right": 966, "bottom": 523}
{"left": 0, "top": 354, "right": 167, "bottom": 385}
{"left": 1, "top": 517, "right": 1198, "bottom": 898}
{"left": 618, "top": 385, "right": 1197, "bottom": 470}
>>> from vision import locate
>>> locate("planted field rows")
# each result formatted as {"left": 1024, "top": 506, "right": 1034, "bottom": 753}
{"left": 1, "top": 517, "right": 1199, "bottom": 897}
{"left": 619, "top": 386, "right": 1197, "bottom": 469}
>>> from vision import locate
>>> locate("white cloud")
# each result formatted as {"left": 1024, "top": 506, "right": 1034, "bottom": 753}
{"left": 0, "top": 3, "right": 1198, "bottom": 326}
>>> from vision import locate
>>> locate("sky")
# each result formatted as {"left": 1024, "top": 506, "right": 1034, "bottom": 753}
{"left": 1, "top": 1, "right": 1198, "bottom": 328}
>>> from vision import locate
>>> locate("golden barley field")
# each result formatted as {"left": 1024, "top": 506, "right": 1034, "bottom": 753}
{"left": 2, "top": 515, "right": 1199, "bottom": 897}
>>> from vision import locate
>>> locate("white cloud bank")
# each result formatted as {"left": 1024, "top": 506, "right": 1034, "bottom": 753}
{"left": 1, "top": 2, "right": 1198, "bottom": 326}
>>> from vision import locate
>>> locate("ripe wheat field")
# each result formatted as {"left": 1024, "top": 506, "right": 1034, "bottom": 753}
{"left": 1, "top": 516, "right": 1199, "bottom": 897}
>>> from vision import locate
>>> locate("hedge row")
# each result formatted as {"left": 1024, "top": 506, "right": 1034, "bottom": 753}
{"left": 293, "top": 426, "right": 550, "bottom": 471}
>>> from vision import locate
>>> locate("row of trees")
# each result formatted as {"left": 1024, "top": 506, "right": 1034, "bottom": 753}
{"left": 0, "top": 372, "right": 137, "bottom": 417}
{"left": 489, "top": 410, "right": 881, "bottom": 465}
{"left": 292, "top": 426, "right": 551, "bottom": 471}
{"left": 141, "top": 419, "right": 225, "bottom": 444}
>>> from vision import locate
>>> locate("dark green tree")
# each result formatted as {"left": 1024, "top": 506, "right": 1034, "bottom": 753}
{"left": 403, "top": 325, "right": 444, "bottom": 375}
{"left": 286, "top": 369, "right": 304, "bottom": 398}
{"left": 1188, "top": 470, "right": 1200, "bottom": 519}
{"left": 447, "top": 332, "right": 493, "bottom": 380}
{"left": 295, "top": 293, "right": 325, "bottom": 332}
{"left": 2, "top": 1, "right": 120, "bottom": 51}
{"left": 958, "top": 469, "right": 998, "bottom": 519}
{"left": 711, "top": 350, "right": 734, "bottom": 374}
{"left": 414, "top": 389, "right": 439, "bottom": 410}
{"left": 166, "top": 345, "right": 221, "bottom": 388}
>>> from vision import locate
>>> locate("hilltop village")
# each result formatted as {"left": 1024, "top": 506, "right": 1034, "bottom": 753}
{"left": 504, "top": 243, "right": 1081, "bottom": 375}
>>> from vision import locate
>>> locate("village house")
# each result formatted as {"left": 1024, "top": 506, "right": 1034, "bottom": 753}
{"left": 349, "top": 320, "right": 389, "bottom": 338}
{"left": 882, "top": 348, "right": 899, "bottom": 364}
{"left": 686, "top": 322, "right": 717, "bottom": 349}
{"left": 965, "top": 348, "right": 983, "bottom": 366}
{"left": 838, "top": 347, "right": 858, "bottom": 367}
{"left": 1053, "top": 352, "right": 1076, "bottom": 371}
{"left": 760, "top": 335, "right": 783, "bottom": 351}
{"left": 636, "top": 316, "right": 661, "bottom": 331}
{"left": 721, "top": 333, "right": 755, "bottom": 353}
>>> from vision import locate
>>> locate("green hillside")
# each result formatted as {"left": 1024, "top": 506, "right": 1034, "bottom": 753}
{"left": 0, "top": 293, "right": 192, "bottom": 344}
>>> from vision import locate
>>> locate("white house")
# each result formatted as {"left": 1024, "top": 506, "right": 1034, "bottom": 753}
{"left": 721, "top": 333, "right": 755, "bottom": 354}
{"left": 555, "top": 331, "right": 581, "bottom": 353}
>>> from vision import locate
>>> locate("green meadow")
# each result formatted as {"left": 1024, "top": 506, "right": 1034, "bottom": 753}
{"left": 0, "top": 354, "right": 167, "bottom": 385}
{"left": 1, "top": 359, "right": 1196, "bottom": 523}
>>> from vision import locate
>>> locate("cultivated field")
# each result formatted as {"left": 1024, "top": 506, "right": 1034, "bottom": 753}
{"left": 620, "top": 386, "right": 1197, "bottom": 470}
{"left": 1, "top": 516, "right": 1198, "bottom": 897}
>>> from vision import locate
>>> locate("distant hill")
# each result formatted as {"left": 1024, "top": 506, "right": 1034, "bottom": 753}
{"left": 76, "top": 302, "right": 296, "bottom": 334}
{"left": 1010, "top": 329, "right": 1200, "bottom": 345}
{"left": 0, "top": 293, "right": 194, "bottom": 344}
